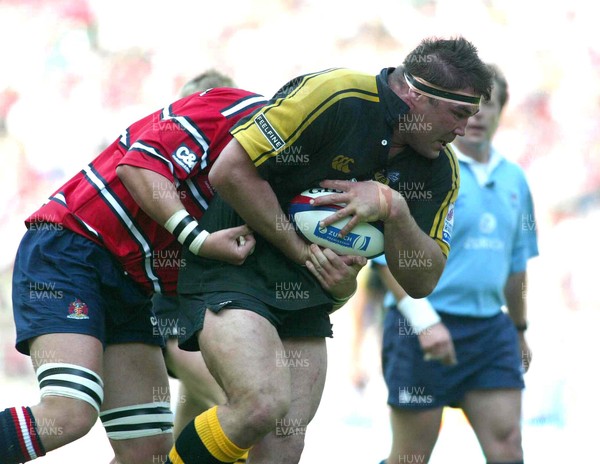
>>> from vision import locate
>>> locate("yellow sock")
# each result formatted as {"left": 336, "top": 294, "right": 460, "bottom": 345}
{"left": 235, "top": 449, "right": 250, "bottom": 462}
{"left": 196, "top": 406, "right": 250, "bottom": 462}
{"left": 169, "top": 406, "right": 250, "bottom": 463}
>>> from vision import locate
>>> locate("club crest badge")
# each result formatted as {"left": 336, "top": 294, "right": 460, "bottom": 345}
{"left": 67, "top": 299, "right": 89, "bottom": 319}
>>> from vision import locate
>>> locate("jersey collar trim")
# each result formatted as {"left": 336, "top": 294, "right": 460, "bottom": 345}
{"left": 377, "top": 68, "right": 410, "bottom": 127}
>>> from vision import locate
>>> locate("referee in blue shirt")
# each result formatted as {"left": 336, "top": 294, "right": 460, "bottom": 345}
{"left": 375, "top": 65, "right": 538, "bottom": 464}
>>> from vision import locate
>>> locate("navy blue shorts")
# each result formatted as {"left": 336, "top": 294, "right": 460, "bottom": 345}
{"left": 382, "top": 309, "right": 524, "bottom": 410}
{"left": 12, "top": 228, "right": 163, "bottom": 355}
{"left": 151, "top": 293, "right": 195, "bottom": 343}
{"left": 177, "top": 291, "right": 333, "bottom": 352}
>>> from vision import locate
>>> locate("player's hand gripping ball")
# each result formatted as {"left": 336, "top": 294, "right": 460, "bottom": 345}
{"left": 288, "top": 188, "right": 384, "bottom": 258}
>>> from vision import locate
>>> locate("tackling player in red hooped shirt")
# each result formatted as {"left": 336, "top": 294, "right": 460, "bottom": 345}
{"left": 0, "top": 88, "right": 266, "bottom": 463}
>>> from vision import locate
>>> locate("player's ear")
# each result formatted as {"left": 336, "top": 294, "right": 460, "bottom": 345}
{"left": 410, "top": 88, "right": 426, "bottom": 102}
{"left": 402, "top": 87, "right": 423, "bottom": 110}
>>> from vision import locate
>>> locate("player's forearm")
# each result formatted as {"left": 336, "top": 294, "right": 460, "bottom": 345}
{"left": 504, "top": 271, "right": 528, "bottom": 327}
{"left": 383, "top": 194, "right": 446, "bottom": 298}
{"left": 209, "top": 140, "right": 306, "bottom": 264}
{"left": 116, "top": 165, "right": 186, "bottom": 224}
{"left": 219, "top": 175, "right": 303, "bottom": 261}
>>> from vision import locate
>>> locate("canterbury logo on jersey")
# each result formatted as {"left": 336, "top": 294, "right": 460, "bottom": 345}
{"left": 331, "top": 155, "right": 354, "bottom": 173}
{"left": 173, "top": 144, "right": 198, "bottom": 173}
{"left": 255, "top": 114, "right": 285, "bottom": 150}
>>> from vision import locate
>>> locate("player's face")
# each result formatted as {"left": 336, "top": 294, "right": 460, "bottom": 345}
{"left": 404, "top": 91, "right": 480, "bottom": 159}
{"left": 458, "top": 84, "right": 502, "bottom": 146}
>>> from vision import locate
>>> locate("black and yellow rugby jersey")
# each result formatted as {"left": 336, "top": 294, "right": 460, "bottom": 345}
{"left": 232, "top": 68, "right": 395, "bottom": 205}
{"left": 178, "top": 68, "right": 459, "bottom": 310}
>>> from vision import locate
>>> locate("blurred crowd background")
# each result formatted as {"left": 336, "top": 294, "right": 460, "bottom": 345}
{"left": 0, "top": 0, "right": 598, "bottom": 461}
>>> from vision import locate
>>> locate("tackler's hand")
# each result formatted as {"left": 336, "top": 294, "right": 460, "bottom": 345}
{"left": 199, "top": 225, "right": 256, "bottom": 265}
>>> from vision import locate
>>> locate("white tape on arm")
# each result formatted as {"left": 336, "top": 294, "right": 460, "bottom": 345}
{"left": 164, "top": 209, "right": 189, "bottom": 234}
{"left": 164, "top": 209, "right": 210, "bottom": 255}
{"left": 188, "top": 230, "right": 210, "bottom": 255}
{"left": 396, "top": 295, "right": 441, "bottom": 334}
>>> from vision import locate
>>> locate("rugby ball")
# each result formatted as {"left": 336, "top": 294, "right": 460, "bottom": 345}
{"left": 288, "top": 188, "right": 384, "bottom": 258}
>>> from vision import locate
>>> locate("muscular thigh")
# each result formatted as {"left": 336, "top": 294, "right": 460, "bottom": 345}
{"left": 199, "top": 308, "right": 289, "bottom": 403}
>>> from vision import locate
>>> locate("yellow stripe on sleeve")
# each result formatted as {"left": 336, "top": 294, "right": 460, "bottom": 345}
{"left": 429, "top": 145, "right": 460, "bottom": 257}
{"left": 232, "top": 69, "right": 379, "bottom": 167}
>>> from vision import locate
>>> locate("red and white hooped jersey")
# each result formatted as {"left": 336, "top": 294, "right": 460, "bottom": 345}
{"left": 26, "top": 88, "right": 267, "bottom": 294}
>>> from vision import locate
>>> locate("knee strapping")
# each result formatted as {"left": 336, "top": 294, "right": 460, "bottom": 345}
{"left": 100, "top": 402, "right": 174, "bottom": 440}
{"left": 36, "top": 363, "right": 104, "bottom": 413}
